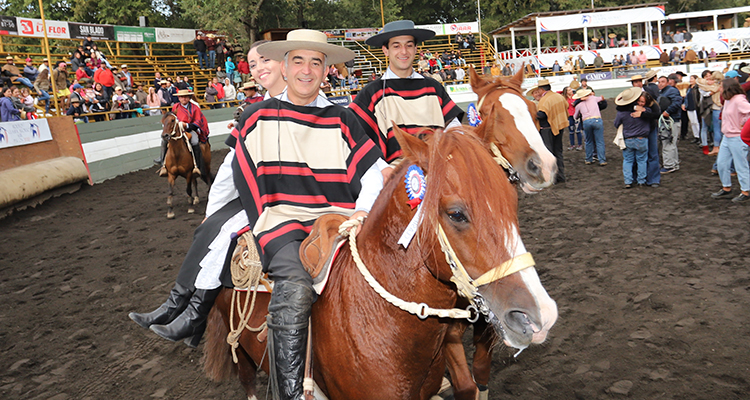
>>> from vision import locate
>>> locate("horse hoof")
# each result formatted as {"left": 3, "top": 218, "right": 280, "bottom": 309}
{"left": 167, "top": 212, "right": 175, "bottom": 219}
{"left": 187, "top": 208, "right": 195, "bottom": 214}
{"left": 193, "top": 197, "right": 199, "bottom": 205}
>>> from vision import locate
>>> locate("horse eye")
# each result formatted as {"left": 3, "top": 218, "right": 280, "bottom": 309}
{"left": 447, "top": 210, "right": 469, "bottom": 223}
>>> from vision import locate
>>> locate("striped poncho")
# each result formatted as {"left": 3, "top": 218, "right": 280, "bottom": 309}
{"left": 349, "top": 74, "right": 464, "bottom": 162}
{"left": 226, "top": 96, "right": 383, "bottom": 263}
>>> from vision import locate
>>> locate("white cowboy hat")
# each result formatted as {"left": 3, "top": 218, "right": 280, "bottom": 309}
{"left": 615, "top": 87, "right": 641, "bottom": 106}
{"left": 258, "top": 29, "right": 355, "bottom": 65}
{"left": 242, "top": 80, "right": 258, "bottom": 90}
{"left": 176, "top": 89, "right": 194, "bottom": 96}
{"left": 365, "top": 20, "right": 435, "bottom": 48}
{"left": 524, "top": 78, "right": 551, "bottom": 97}
{"left": 572, "top": 88, "right": 592, "bottom": 99}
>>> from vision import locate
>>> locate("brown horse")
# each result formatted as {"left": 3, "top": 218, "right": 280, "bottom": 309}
{"left": 202, "top": 122, "right": 557, "bottom": 399}
{"left": 443, "top": 66, "right": 559, "bottom": 400}
{"left": 469, "top": 65, "right": 557, "bottom": 193}
{"left": 160, "top": 112, "right": 212, "bottom": 219}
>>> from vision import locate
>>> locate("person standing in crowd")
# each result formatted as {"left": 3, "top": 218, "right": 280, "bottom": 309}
{"left": 236, "top": 55, "right": 250, "bottom": 84}
{"left": 563, "top": 86, "right": 583, "bottom": 150}
{"left": 711, "top": 79, "right": 750, "bottom": 203}
{"left": 697, "top": 71, "right": 723, "bottom": 156}
{"left": 658, "top": 74, "right": 683, "bottom": 174}
{"left": 615, "top": 88, "right": 653, "bottom": 188}
{"left": 683, "top": 75, "right": 701, "bottom": 145}
{"left": 573, "top": 88, "right": 607, "bottom": 166}
{"left": 194, "top": 34, "right": 207, "bottom": 69}
{"left": 225, "top": 56, "right": 235, "bottom": 84}
{"left": 52, "top": 61, "right": 71, "bottom": 111}
{"left": 94, "top": 65, "right": 115, "bottom": 101}
{"left": 349, "top": 20, "right": 464, "bottom": 162}
{"left": 206, "top": 34, "right": 217, "bottom": 69}
{"left": 222, "top": 77, "right": 236, "bottom": 106}
{"left": 530, "top": 78, "right": 567, "bottom": 183}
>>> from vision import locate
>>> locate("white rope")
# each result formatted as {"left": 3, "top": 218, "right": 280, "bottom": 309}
{"left": 339, "top": 219, "right": 472, "bottom": 320}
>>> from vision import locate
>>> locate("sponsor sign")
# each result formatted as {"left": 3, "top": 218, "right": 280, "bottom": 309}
{"left": 0, "top": 15, "right": 18, "bottom": 35}
{"left": 68, "top": 22, "right": 114, "bottom": 40}
{"left": 416, "top": 22, "right": 479, "bottom": 36}
{"left": 16, "top": 17, "right": 70, "bottom": 39}
{"left": 155, "top": 28, "right": 196, "bottom": 43}
{"left": 445, "top": 84, "right": 473, "bottom": 94}
{"left": 689, "top": 61, "right": 728, "bottom": 76}
{"left": 538, "top": 6, "right": 665, "bottom": 31}
{"left": 328, "top": 95, "right": 351, "bottom": 106}
{"left": 0, "top": 119, "right": 53, "bottom": 149}
{"left": 581, "top": 71, "right": 612, "bottom": 81}
{"left": 345, "top": 28, "right": 378, "bottom": 41}
{"left": 613, "top": 68, "right": 649, "bottom": 79}
{"left": 115, "top": 26, "right": 156, "bottom": 42}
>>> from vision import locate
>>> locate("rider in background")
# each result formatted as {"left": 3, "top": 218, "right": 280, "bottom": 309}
{"left": 156, "top": 89, "right": 210, "bottom": 177}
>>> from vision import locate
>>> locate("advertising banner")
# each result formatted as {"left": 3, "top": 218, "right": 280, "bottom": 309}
{"left": 115, "top": 26, "right": 156, "bottom": 43}
{"left": 0, "top": 119, "right": 53, "bottom": 149}
{"left": 538, "top": 6, "right": 665, "bottom": 32}
{"left": 444, "top": 22, "right": 479, "bottom": 35}
{"left": 0, "top": 15, "right": 18, "bottom": 35}
{"left": 68, "top": 22, "right": 114, "bottom": 40}
{"left": 581, "top": 71, "right": 612, "bottom": 81}
{"left": 345, "top": 28, "right": 378, "bottom": 41}
{"left": 328, "top": 95, "right": 351, "bottom": 106}
{"left": 16, "top": 17, "right": 70, "bottom": 39}
{"left": 155, "top": 28, "right": 196, "bottom": 43}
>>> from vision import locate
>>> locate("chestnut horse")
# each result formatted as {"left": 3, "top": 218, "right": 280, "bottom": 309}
{"left": 443, "top": 66, "right": 558, "bottom": 400}
{"left": 202, "top": 122, "right": 557, "bottom": 399}
{"left": 160, "top": 112, "right": 212, "bottom": 219}
{"left": 468, "top": 65, "right": 557, "bottom": 193}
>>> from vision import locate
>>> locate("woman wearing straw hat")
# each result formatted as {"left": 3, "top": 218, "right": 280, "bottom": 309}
{"left": 615, "top": 88, "right": 654, "bottom": 187}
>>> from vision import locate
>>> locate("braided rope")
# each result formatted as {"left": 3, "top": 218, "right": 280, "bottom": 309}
{"left": 339, "top": 219, "right": 473, "bottom": 320}
{"left": 227, "top": 232, "right": 267, "bottom": 363}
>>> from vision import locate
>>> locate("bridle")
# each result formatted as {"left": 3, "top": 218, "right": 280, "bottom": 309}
{"left": 163, "top": 112, "right": 185, "bottom": 141}
{"left": 339, "top": 165, "right": 536, "bottom": 325}
{"left": 475, "top": 84, "right": 524, "bottom": 184}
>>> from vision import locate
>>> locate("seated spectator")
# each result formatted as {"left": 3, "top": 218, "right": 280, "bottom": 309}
{"left": 348, "top": 73, "right": 359, "bottom": 95}
{"left": 111, "top": 87, "right": 130, "bottom": 119}
{"left": 71, "top": 52, "right": 83, "bottom": 72}
{"left": 216, "top": 66, "right": 227, "bottom": 81}
{"left": 417, "top": 56, "right": 429, "bottom": 72}
{"left": 3, "top": 56, "right": 34, "bottom": 88}
{"left": 20, "top": 87, "right": 34, "bottom": 111}
{"left": 83, "top": 36, "right": 95, "bottom": 53}
{"left": 11, "top": 86, "right": 34, "bottom": 118}
{"left": 134, "top": 83, "right": 148, "bottom": 106}
{"left": 1, "top": 86, "right": 21, "bottom": 121}
{"left": 91, "top": 44, "right": 111, "bottom": 69}
{"left": 86, "top": 83, "right": 106, "bottom": 121}
{"left": 455, "top": 50, "right": 466, "bottom": 66}
{"left": 146, "top": 87, "right": 163, "bottom": 116}
{"left": 33, "top": 68, "right": 52, "bottom": 114}
{"left": 66, "top": 97, "right": 88, "bottom": 123}
{"left": 23, "top": 58, "right": 39, "bottom": 82}
{"left": 455, "top": 65, "right": 466, "bottom": 82}
{"left": 223, "top": 77, "right": 237, "bottom": 106}
{"left": 182, "top": 76, "right": 194, "bottom": 91}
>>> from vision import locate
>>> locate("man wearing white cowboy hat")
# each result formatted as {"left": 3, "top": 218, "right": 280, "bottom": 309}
{"left": 349, "top": 20, "right": 464, "bottom": 162}
{"left": 233, "top": 29, "right": 385, "bottom": 400}
{"left": 226, "top": 80, "right": 263, "bottom": 130}
{"left": 156, "top": 88, "right": 210, "bottom": 177}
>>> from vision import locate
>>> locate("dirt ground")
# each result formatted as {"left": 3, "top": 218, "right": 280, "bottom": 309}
{"left": 2, "top": 104, "right": 750, "bottom": 400}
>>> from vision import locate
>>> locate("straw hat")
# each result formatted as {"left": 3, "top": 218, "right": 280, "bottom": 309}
{"left": 176, "top": 89, "right": 194, "bottom": 96}
{"left": 626, "top": 74, "right": 644, "bottom": 82}
{"left": 159, "top": 80, "right": 168, "bottom": 85}
{"left": 121, "top": 64, "right": 128, "bottom": 68}
{"left": 741, "top": 65, "right": 750, "bottom": 74}
{"left": 644, "top": 70, "right": 657, "bottom": 80}
{"left": 615, "top": 87, "right": 641, "bottom": 106}
{"left": 525, "top": 78, "right": 551, "bottom": 97}
{"left": 242, "top": 80, "right": 258, "bottom": 90}
{"left": 5, "top": 55, "right": 13, "bottom": 60}
{"left": 365, "top": 20, "right": 436, "bottom": 48}
{"left": 572, "top": 88, "right": 592, "bottom": 99}
{"left": 258, "top": 29, "right": 355, "bottom": 65}
{"left": 569, "top": 79, "right": 580, "bottom": 90}
{"left": 608, "top": 33, "right": 616, "bottom": 38}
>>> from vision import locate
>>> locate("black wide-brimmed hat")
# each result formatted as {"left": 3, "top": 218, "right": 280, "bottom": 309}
{"left": 365, "top": 20, "right": 435, "bottom": 48}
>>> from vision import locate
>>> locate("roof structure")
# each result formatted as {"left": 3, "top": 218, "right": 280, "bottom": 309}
{"left": 667, "top": 5, "right": 750, "bottom": 20}
{"left": 490, "top": 3, "right": 666, "bottom": 36}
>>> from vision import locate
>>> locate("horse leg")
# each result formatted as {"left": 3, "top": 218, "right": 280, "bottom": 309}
{"left": 444, "top": 321, "right": 479, "bottom": 400}
{"left": 186, "top": 173, "right": 195, "bottom": 214}
{"left": 192, "top": 175, "right": 200, "bottom": 206}
{"left": 236, "top": 346, "right": 259, "bottom": 399}
{"left": 471, "top": 320, "right": 495, "bottom": 400}
{"left": 167, "top": 174, "right": 176, "bottom": 219}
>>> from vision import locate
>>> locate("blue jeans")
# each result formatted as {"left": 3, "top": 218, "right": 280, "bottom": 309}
{"left": 717, "top": 136, "right": 750, "bottom": 192}
{"left": 583, "top": 118, "right": 606, "bottom": 163}
{"left": 623, "top": 137, "right": 648, "bottom": 184}
{"left": 37, "top": 89, "right": 50, "bottom": 112}
{"left": 710, "top": 109, "right": 722, "bottom": 146}
{"left": 646, "top": 126, "right": 661, "bottom": 185}
{"left": 208, "top": 50, "right": 216, "bottom": 69}
{"left": 568, "top": 116, "right": 582, "bottom": 146}
{"left": 16, "top": 77, "right": 33, "bottom": 88}
{"left": 197, "top": 51, "right": 207, "bottom": 69}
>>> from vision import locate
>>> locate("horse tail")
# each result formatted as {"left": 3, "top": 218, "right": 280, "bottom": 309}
{"left": 202, "top": 294, "right": 237, "bottom": 381}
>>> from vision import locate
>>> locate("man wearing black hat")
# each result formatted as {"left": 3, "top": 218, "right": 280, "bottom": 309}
{"left": 350, "top": 20, "right": 464, "bottom": 162}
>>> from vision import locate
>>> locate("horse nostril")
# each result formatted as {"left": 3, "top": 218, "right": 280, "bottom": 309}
{"left": 506, "top": 311, "right": 536, "bottom": 335}
{"left": 526, "top": 158, "right": 540, "bottom": 176}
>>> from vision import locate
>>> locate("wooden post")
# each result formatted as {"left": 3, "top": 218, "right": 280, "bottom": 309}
{"left": 38, "top": 0, "right": 59, "bottom": 116}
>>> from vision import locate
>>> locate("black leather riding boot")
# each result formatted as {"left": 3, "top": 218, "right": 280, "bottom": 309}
{"left": 149, "top": 288, "right": 220, "bottom": 346}
{"left": 191, "top": 144, "right": 202, "bottom": 176}
{"left": 129, "top": 282, "right": 192, "bottom": 329}
{"left": 267, "top": 281, "right": 315, "bottom": 400}
{"left": 154, "top": 137, "right": 168, "bottom": 164}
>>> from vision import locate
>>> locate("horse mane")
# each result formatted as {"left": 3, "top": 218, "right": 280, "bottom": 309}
{"left": 399, "top": 127, "right": 517, "bottom": 269}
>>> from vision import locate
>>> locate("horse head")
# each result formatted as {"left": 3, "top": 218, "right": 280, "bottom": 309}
{"left": 376, "top": 124, "right": 557, "bottom": 351}
{"left": 161, "top": 112, "right": 180, "bottom": 141}
{"left": 469, "top": 66, "right": 557, "bottom": 193}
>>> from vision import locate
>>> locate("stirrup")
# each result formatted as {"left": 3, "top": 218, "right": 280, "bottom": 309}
{"left": 192, "top": 166, "right": 201, "bottom": 176}
{"left": 158, "top": 166, "right": 167, "bottom": 177}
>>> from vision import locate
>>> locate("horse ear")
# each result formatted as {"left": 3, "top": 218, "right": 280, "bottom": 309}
{"left": 469, "top": 65, "right": 489, "bottom": 93}
{"left": 510, "top": 64, "right": 525, "bottom": 87}
{"left": 392, "top": 122, "right": 428, "bottom": 166}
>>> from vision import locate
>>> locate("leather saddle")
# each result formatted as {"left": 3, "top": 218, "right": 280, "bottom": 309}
{"left": 300, "top": 213, "right": 348, "bottom": 284}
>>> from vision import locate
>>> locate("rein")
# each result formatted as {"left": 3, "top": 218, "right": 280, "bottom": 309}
{"left": 338, "top": 167, "right": 536, "bottom": 323}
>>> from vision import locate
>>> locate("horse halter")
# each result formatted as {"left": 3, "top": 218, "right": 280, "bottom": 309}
{"left": 164, "top": 113, "right": 185, "bottom": 141}
{"left": 476, "top": 86, "right": 521, "bottom": 184}
{"left": 339, "top": 165, "right": 536, "bottom": 324}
